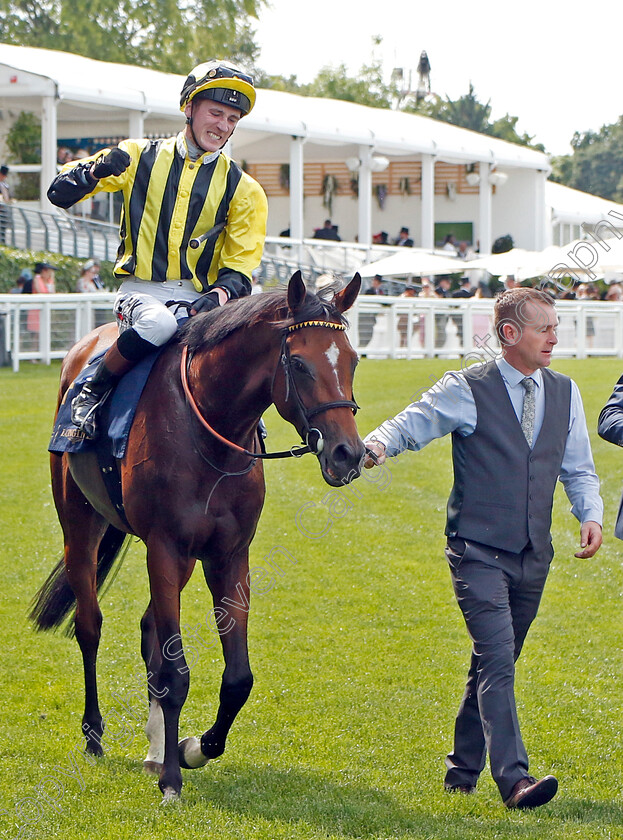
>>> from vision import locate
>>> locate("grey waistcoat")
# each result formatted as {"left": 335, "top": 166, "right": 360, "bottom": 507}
{"left": 445, "top": 362, "right": 571, "bottom": 554}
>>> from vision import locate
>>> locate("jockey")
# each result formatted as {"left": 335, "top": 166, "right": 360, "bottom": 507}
{"left": 48, "top": 60, "right": 268, "bottom": 439}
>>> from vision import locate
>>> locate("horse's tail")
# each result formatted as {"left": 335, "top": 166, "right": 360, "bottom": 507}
{"left": 29, "top": 525, "right": 130, "bottom": 637}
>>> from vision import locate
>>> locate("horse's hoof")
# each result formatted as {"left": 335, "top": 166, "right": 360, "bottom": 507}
{"left": 143, "top": 760, "right": 163, "bottom": 776}
{"left": 178, "top": 736, "right": 209, "bottom": 769}
{"left": 160, "top": 787, "right": 180, "bottom": 806}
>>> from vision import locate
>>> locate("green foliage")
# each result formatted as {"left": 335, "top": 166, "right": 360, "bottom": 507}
{"left": 1, "top": 358, "right": 623, "bottom": 838}
{"left": 412, "top": 82, "right": 492, "bottom": 133}
{"left": 5, "top": 110, "right": 41, "bottom": 200}
{"left": 551, "top": 117, "right": 623, "bottom": 201}
{"left": 0, "top": 0, "right": 266, "bottom": 72}
{"left": 0, "top": 244, "right": 116, "bottom": 292}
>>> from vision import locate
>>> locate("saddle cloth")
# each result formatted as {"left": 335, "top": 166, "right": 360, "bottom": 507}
{"left": 48, "top": 347, "right": 165, "bottom": 458}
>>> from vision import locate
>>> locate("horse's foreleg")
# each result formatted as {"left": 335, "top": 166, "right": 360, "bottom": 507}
{"left": 140, "top": 604, "right": 165, "bottom": 774}
{"left": 180, "top": 554, "right": 253, "bottom": 768}
{"left": 141, "top": 553, "right": 196, "bottom": 776}
{"left": 146, "top": 540, "right": 194, "bottom": 802}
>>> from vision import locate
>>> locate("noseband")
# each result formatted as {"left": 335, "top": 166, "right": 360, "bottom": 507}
{"left": 180, "top": 319, "right": 358, "bottom": 461}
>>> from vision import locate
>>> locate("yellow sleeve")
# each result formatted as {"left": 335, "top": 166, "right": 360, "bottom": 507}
{"left": 217, "top": 172, "right": 268, "bottom": 280}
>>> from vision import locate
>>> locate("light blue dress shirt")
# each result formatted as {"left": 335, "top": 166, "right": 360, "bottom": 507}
{"left": 365, "top": 358, "right": 603, "bottom": 526}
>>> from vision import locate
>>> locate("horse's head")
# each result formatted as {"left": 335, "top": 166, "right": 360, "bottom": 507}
{"left": 275, "top": 272, "right": 365, "bottom": 487}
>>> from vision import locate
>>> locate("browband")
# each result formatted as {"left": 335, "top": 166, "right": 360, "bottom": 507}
{"left": 288, "top": 320, "right": 346, "bottom": 333}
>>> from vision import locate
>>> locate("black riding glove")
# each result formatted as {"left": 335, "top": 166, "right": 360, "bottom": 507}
{"left": 191, "top": 291, "right": 221, "bottom": 315}
{"left": 92, "top": 148, "right": 131, "bottom": 179}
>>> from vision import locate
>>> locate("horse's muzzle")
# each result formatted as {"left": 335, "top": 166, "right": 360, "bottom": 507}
{"left": 318, "top": 439, "right": 366, "bottom": 486}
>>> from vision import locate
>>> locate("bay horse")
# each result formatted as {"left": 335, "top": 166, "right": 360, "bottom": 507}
{"left": 31, "top": 272, "right": 364, "bottom": 803}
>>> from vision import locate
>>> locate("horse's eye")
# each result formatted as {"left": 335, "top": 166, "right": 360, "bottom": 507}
{"left": 291, "top": 357, "right": 313, "bottom": 378}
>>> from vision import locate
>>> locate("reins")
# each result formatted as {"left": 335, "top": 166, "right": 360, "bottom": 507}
{"left": 179, "top": 319, "right": 358, "bottom": 461}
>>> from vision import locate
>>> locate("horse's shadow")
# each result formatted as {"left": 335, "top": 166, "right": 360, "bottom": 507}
{"left": 182, "top": 763, "right": 420, "bottom": 836}
{"left": 186, "top": 766, "right": 623, "bottom": 837}
{"left": 111, "top": 756, "right": 623, "bottom": 835}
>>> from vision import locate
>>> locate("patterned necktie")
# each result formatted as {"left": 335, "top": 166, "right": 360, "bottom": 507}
{"left": 520, "top": 377, "right": 536, "bottom": 446}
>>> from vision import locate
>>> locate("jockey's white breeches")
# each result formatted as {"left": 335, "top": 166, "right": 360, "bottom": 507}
{"left": 114, "top": 278, "right": 202, "bottom": 346}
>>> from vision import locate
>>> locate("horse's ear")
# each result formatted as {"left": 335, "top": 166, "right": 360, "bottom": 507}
{"left": 287, "top": 270, "right": 306, "bottom": 314}
{"left": 334, "top": 273, "right": 361, "bottom": 313}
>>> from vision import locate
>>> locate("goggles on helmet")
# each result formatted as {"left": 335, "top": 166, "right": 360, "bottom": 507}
{"left": 180, "top": 62, "right": 256, "bottom": 116}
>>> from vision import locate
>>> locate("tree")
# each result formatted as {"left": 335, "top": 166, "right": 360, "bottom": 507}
{"left": 550, "top": 118, "right": 623, "bottom": 202}
{"left": 5, "top": 111, "right": 41, "bottom": 200}
{"left": 0, "top": 0, "right": 265, "bottom": 73}
{"left": 298, "top": 60, "right": 395, "bottom": 109}
{"left": 412, "top": 83, "right": 492, "bottom": 133}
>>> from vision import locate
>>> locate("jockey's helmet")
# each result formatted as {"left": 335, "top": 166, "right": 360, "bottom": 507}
{"left": 180, "top": 61, "right": 256, "bottom": 116}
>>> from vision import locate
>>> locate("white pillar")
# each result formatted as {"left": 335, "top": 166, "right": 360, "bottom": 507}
{"left": 534, "top": 170, "right": 549, "bottom": 249}
{"left": 478, "top": 162, "right": 492, "bottom": 255}
{"left": 420, "top": 154, "right": 434, "bottom": 250}
{"left": 128, "top": 110, "right": 145, "bottom": 138}
{"left": 289, "top": 136, "right": 304, "bottom": 258}
{"left": 358, "top": 145, "right": 372, "bottom": 247}
{"left": 40, "top": 95, "right": 58, "bottom": 210}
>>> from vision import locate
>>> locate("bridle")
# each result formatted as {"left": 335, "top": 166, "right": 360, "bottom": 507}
{"left": 180, "top": 319, "right": 359, "bottom": 461}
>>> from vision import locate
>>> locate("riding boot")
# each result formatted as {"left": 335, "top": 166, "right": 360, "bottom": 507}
{"left": 71, "top": 342, "right": 135, "bottom": 439}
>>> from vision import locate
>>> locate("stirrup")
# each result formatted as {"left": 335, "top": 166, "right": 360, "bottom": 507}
{"left": 70, "top": 386, "right": 111, "bottom": 439}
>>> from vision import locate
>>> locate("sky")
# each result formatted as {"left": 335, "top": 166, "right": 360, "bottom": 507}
{"left": 254, "top": 0, "right": 622, "bottom": 156}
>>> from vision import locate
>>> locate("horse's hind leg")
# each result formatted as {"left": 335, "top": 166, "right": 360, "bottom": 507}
{"left": 178, "top": 551, "right": 254, "bottom": 769}
{"left": 51, "top": 455, "right": 109, "bottom": 755}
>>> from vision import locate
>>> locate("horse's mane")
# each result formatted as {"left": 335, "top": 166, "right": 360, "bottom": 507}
{"left": 180, "top": 287, "right": 348, "bottom": 353}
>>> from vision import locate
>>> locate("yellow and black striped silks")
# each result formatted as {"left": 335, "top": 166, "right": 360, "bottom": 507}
{"left": 56, "top": 135, "right": 267, "bottom": 295}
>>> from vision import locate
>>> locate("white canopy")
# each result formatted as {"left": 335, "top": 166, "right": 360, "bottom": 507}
{"left": 462, "top": 247, "right": 566, "bottom": 280}
{"left": 0, "top": 43, "right": 551, "bottom": 169}
{"left": 359, "top": 248, "right": 465, "bottom": 278}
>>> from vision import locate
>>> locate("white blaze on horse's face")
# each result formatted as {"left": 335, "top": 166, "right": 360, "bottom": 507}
{"left": 325, "top": 341, "right": 345, "bottom": 396}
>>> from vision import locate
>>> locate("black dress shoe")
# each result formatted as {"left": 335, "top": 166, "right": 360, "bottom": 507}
{"left": 504, "top": 775, "right": 558, "bottom": 809}
{"left": 444, "top": 782, "right": 476, "bottom": 794}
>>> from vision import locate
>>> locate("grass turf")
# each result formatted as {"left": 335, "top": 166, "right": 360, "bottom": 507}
{"left": 1, "top": 357, "right": 623, "bottom": 839}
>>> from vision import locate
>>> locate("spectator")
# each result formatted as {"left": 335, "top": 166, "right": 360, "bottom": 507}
{"left": 250, "top": 267, "right": 263, "bottom": 295}
{"left": 502, "top": 275, "right": 519, "bottom": 291}
{"left": 33, "top": 261, "right": 57, "bottom": 294}
{"left": 394, "top": 227, "right": 414, "bottom": 247}
{"left": 313, "top": 219, "right": 341, "bottom": 241}
{"left": 452, "top": 278, "right": 475, "bottom": 299}
{"left": 27, "top": 261, "right": 57, "bottom": 340}
{"left": 605, "top": 283, "right": 623, "bottom": 301}
{"left": 10, "top": 268, "right": 32, "bottom": 294}
{"left": 457, "top": 241, "right": 475, "bottom": 260}
{"left": 76, "top": 259, "right": 103, "bottom": 293}
{"left": 398, "top": 284, "right": 418, "bottom": 347}
{"left": 57, "top": 147, "right": 73, "bottom": 165}
{"left": 442, "top": 234, "right": 458, "bottom": 254}
{"left": 364, "top": 275, "right": 386, "bottom": 295}
{"left": 0, "top": 164, "right": 12, "bottom": 244}
{"left": 373, "top": 231, "right": 389, "bottom": 245}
